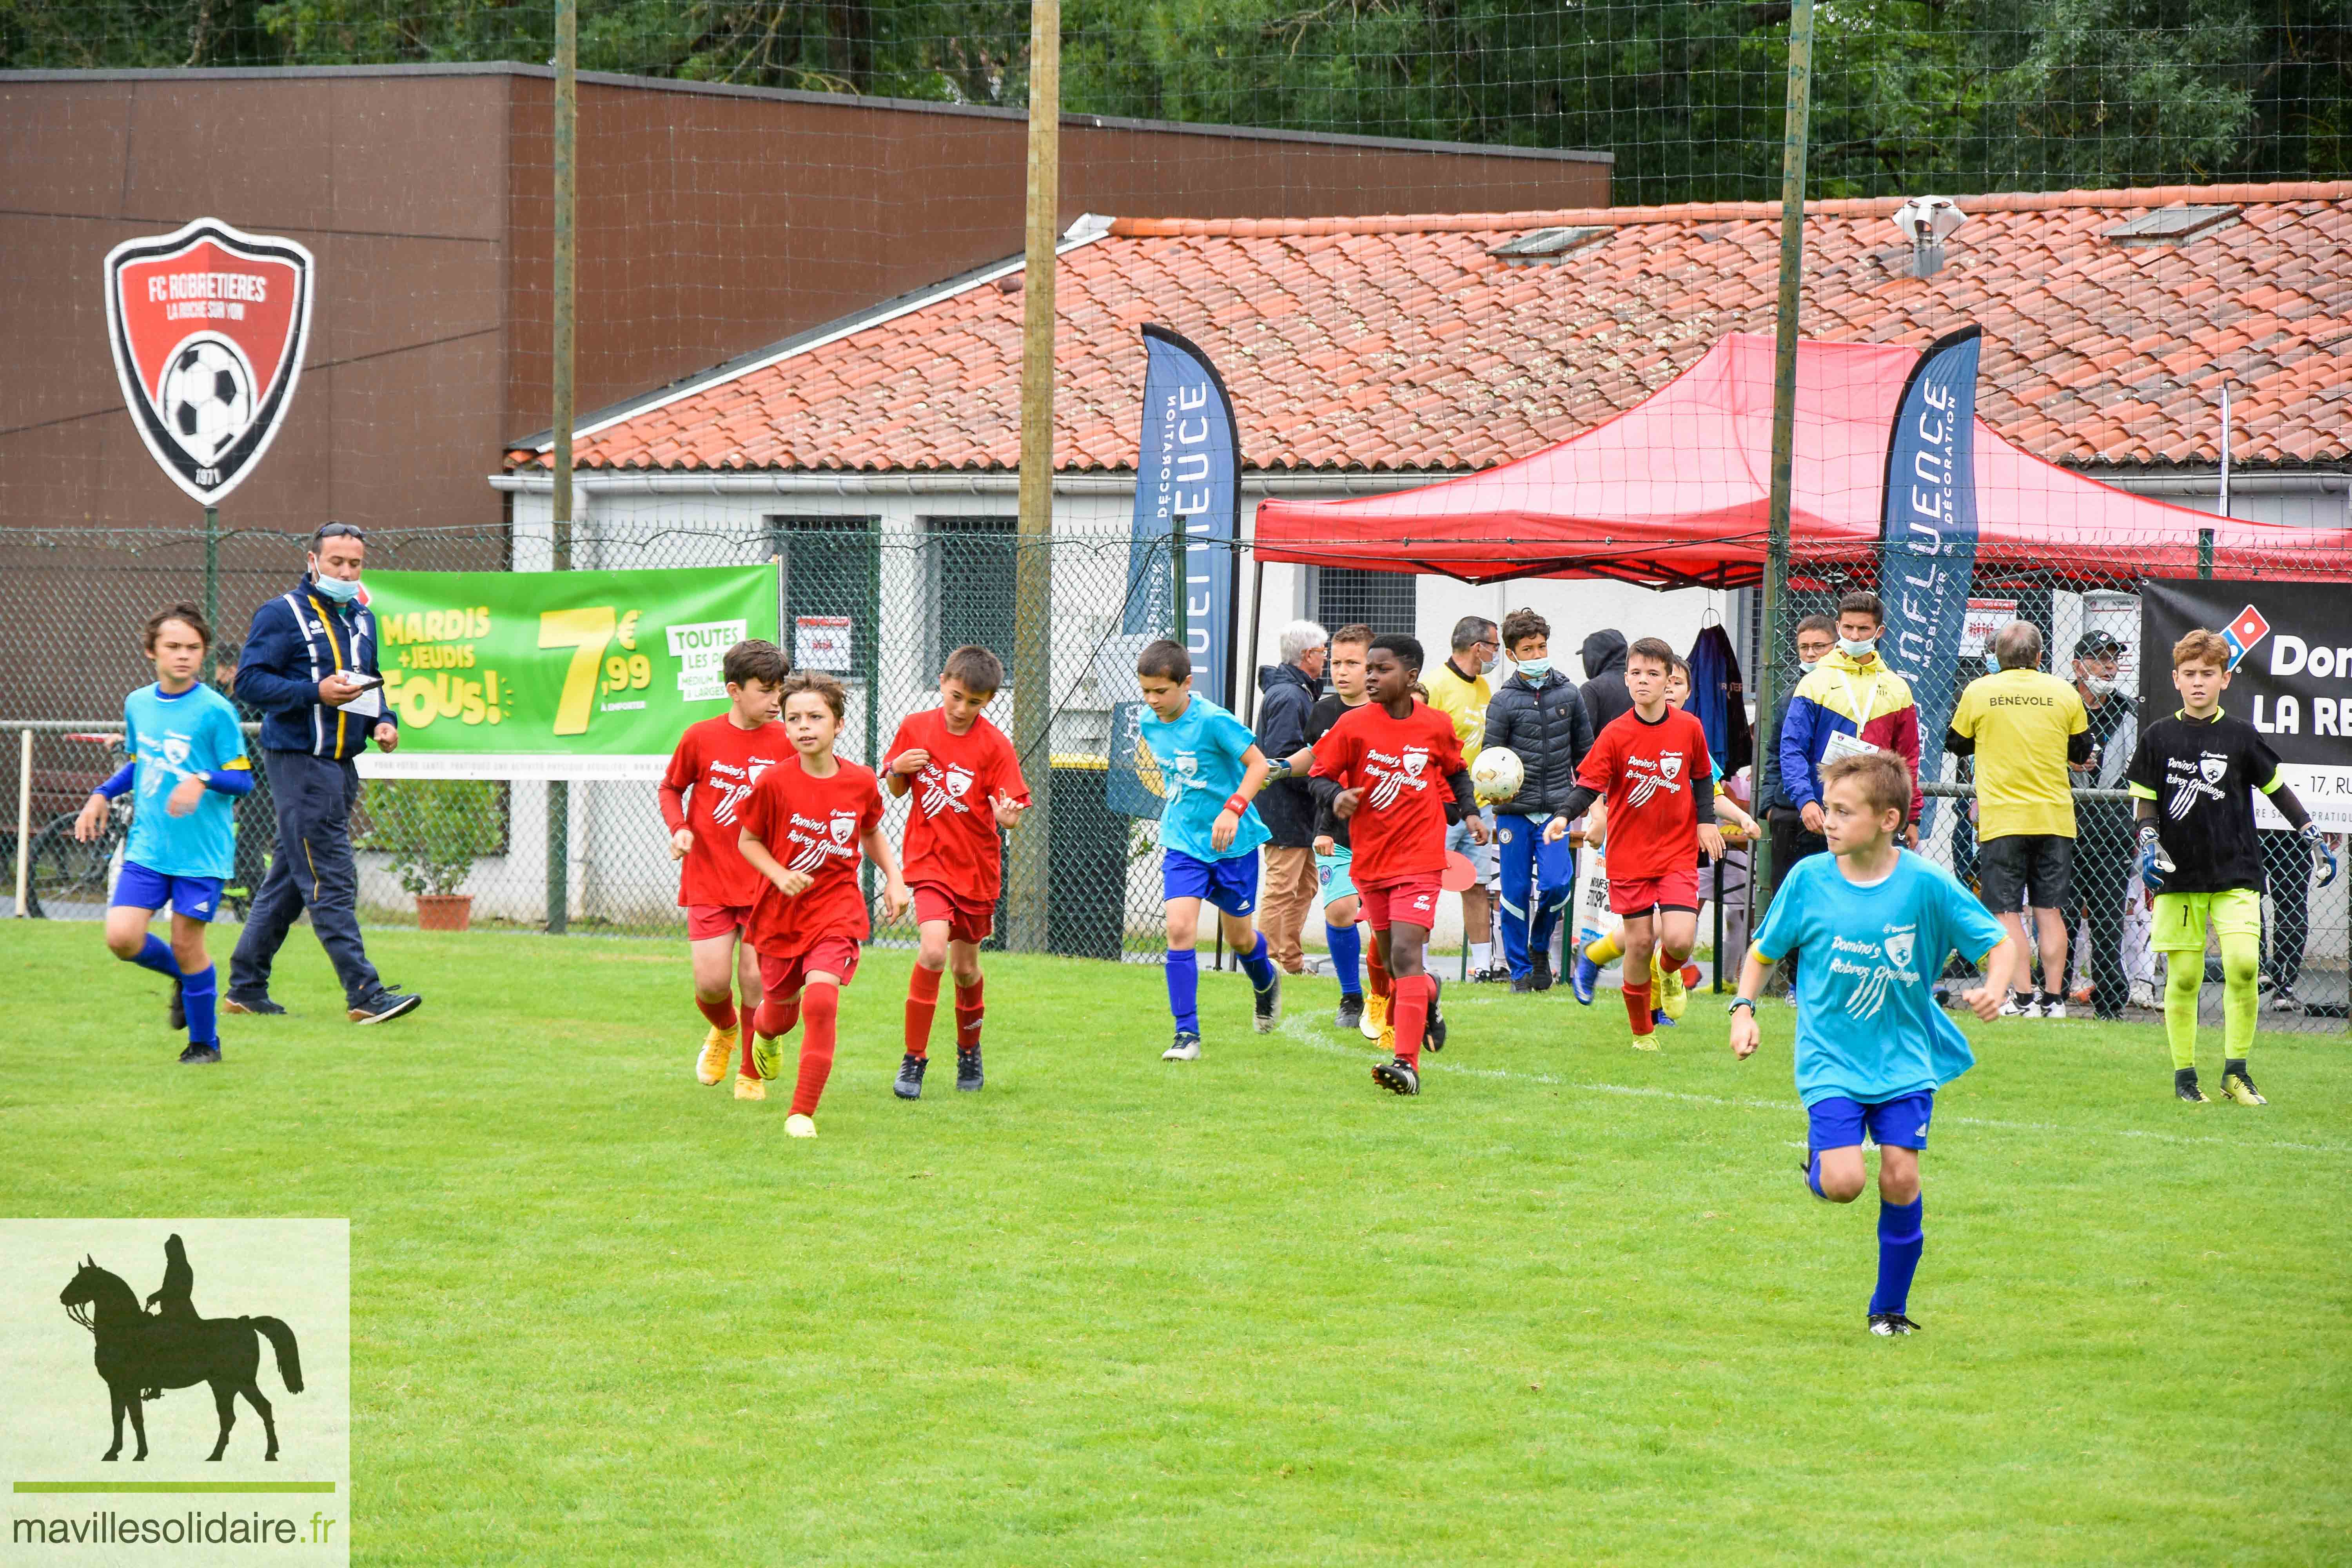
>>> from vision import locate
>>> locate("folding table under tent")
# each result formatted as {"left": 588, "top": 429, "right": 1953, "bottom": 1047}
{"left": 1251, "top": 333, "right": 2352, "bottom": 588}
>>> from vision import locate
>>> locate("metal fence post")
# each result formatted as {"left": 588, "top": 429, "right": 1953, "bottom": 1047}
{"left": 13, "top": 727, "right": 29, "bottom": 918}
{"left": 201, "top": 505, "right": 220, "bottom": 683}
{"left": 546, "top": 0, "right": 577, "bottom": 936}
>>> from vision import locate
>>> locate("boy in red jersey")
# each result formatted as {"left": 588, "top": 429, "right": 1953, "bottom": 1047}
{"left": 659, "top": 639, "right": 789, "bottom": 1094}
{"left": 736, "top": 670, "right": 911, "bottom": 1138}
{"left": 883, "top": 644, "right": 1030, "bottom": 1100}
{"left": 1309, "top": 634, "right": 1486, "bottom": 1096}
{"left": 1545, "top": 637, "right": 1725, "bottom": 1048}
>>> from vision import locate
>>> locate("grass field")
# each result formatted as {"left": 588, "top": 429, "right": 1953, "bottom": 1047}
{"left": 4, "top": 919, "right": 2348, "bottom": 1564}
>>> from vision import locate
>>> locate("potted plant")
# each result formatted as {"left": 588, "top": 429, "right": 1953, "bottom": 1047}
{"left": 367, "top": 780, "right": 502, "bottom": 931}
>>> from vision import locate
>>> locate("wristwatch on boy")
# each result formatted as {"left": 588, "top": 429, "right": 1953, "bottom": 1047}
{"left": 1726, "top": 996, "right": 1757, "bottom": 1016}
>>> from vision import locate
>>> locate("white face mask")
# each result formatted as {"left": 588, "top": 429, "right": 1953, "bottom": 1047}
{"left": 1838, "top": 635, "right": 1877, "bottom": 659}
{"left": 2082, "top": 674, "right": 2118, "bottom": 697}
{"left": 1797, "top": 658, "right": 1820, "bottom": 675}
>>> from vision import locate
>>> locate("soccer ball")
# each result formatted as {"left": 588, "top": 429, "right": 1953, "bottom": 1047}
{"left": 162, "top": 338, "right": 252, "bottom": 461}
{"left": 1471, "top": 746, "right": 1524, "bottom": 803}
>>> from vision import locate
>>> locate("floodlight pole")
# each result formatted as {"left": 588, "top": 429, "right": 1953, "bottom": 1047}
{"left": 1006, "top": 0, "right": 1061, "bottom": 955}
{"left": 547, "top": 0, "right": 577, "bottom": 936}
{"left": 1754, "top": 0, "right": 1815, "bottom": 902}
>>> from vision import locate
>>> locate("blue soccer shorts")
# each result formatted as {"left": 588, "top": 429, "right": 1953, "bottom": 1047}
{"left": 1806, "top": 1090, "right": 1933, "bottom": 1152}
{"left": 1164, "top": 848, "right": 1259, "bottom": 917}
{"left": 112, "top": 861, "right": 227, "bottom": 923}
{"left": 1315, "top": 848, "right": 1357, "bottom": 909}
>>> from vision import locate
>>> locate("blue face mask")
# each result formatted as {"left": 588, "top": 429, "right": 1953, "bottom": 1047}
{"left": 311, "top": 568, "right": 361, "bottom": 604}
{"left": 1798, "top": 658, "right": 1820, "bottom": 675}
{"left": 1516, "top": 659, "right": 1551, "bottom": 680}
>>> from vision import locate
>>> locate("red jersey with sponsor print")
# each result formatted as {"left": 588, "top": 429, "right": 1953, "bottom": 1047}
{"left": 738, "top": 754, "right": 885, "bottom": 957}
{"left": 884, "top": 708, "right": 1029, "bottom": 904}
{"left": 662, "top": 715, "right": 791, "bottom": 907}
{"left": 1576, "top": 707, "right": 1715, "bottom": 883}
{"left": 1310, "top": 699, "right": 1464, "bottom": 886}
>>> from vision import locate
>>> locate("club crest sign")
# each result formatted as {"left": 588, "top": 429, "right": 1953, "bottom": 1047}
{"left": 103, "top": 217, "right": 315, "bottom": 505}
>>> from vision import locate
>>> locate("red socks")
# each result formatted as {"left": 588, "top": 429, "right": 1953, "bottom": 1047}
{"left": 954, "top": 979, "right": 984, "bottom": 1051}
{"left": 697, "top": 995, "right": 738, "bottom": 1033}
{"left": 1622, "top": 980, "right": 1653, "bottom": 1035}
{"left": 753, "top": 991, "right": 801, "bottom": 1049}
{"left": 905, "top": 965, "right": 943, "bottom": 1058}
{"left": 1366, "top": 943, "right": 1392, "bottom": 1001}
{"left": 1391, "top": 973, "right": 1434, "bottom": 1066}
{"left": 790, "top": 985, "right": 839, "bottom": 1116}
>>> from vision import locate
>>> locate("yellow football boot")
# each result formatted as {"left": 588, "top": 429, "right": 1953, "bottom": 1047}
{"left": 1657, "top": 962, "right": 1688, "bottom": 1022}
{"left": 733, "top": 1072, "right": 766, "bottom": 1101}
{"left": 752, "top": 1033, "right": 782, "bottom": 1082}
{"left": 2218, "top": 1063, "right": 2267, "bottom": 1105}
{"left": 696, "top": 1024, "right": 737, "bottom": 1086}
{"left": 1361, "top": 990, "right": 1388, "bottom": 1044}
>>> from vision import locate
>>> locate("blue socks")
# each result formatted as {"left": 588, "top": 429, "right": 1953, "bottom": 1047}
{"left": 1804, "top": 1149, "right": 1826, "bottom": 1198}
{"left": 1870, "top": 1196, "right": 1925, "bottom": 1316}
{"left": 1326, "top": 921, "right": 1362, "bottom": 998}
{"left": 1238, "top": 932, "right": 1278, "bottom": 992}
{"left": 181, "top": 965, "right": 218, "bottom": 1047}
{"left": 129, "top": 933, "right": 182, "bottom": 980}
{"left": 1166, "top": 948, "right": 1200, "bottom": 1034}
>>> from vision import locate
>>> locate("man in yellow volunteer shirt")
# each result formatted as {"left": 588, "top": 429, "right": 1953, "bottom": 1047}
{"left": 1945, "top": 620, "right": 2091, "bottom": 1018}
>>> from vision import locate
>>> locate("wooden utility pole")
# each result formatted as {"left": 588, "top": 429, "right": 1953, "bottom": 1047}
{"left": 1006, "top": 0, "right": 1060, "bottom": 954}
{"left": 547, "top": 0, "right": 577, "bottom": 935}
{"left": 1754, "top": 0, "right": 1815, "bottom": 899}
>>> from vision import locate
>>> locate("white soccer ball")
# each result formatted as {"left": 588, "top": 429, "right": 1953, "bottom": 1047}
{"left": 1472, "top": 745, "right": 1524, "bottom": 803}
{"left": 163, "top": 338, "right": 252, "bottom": 461}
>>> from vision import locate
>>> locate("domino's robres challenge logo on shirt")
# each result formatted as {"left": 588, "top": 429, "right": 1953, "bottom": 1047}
{"left": 2163, "top": 753, "right": 2232, "bottom": 820}
{"left": 916, "top": 762, "right": 976, "bottom": 818}
{"left": 1366, "top": 746, "right": 1431, "bottom": 810}
{"left": 783, "top": 809, "right": 862, "bottom": 873}
{"left": 1622, "top": 750, "right": 1685, "bottom": 807}
{"left": 1827, "top": 923, "right": 1922, "bottom": 1021}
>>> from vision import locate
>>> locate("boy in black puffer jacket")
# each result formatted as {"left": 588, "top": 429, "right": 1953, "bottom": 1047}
{"left": 1484, "top": 608, "right": 1597, "bottom": 990}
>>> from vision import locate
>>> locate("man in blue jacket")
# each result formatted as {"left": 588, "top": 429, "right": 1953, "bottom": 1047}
{"left": 226, "top": 523, "right": 423, "bottom": 1023}
{"left": 1483, "top": 608, "right": 1597, "bottom": 991}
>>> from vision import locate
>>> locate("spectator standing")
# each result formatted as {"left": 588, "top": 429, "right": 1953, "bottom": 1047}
{"left": 1577, "top": 629, "right": 1633, "bottom": 734}
{"left": 1252, "top": 620, "right": 1328, "bottom": 974}
{"left": 1481, "top": 607, "right": 1596, "bottom": 991}
{"left": 1424, "top": 615, "right": 1500, "bottom": 978}
{"left": 1944, "top": 621, "right": 2091, "bottom": 1018}
{"left": 1760, "top": 615, "right": 1837, "bottom": 913}
{"left": 1777, "top": 591, "right": 1923, "bottom": 846}
{"left": 225, "top": 523, "right": 423, "bottom": 1024}
{"left": 2067, "top": 631, "right": 2138, "bottom": 1020}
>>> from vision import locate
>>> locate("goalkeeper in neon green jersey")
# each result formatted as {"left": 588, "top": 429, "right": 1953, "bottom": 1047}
{"left": 2126, "top": 629, "right": 2337, "bottom": 1106}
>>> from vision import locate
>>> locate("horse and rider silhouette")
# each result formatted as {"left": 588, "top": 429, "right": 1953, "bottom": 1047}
{"left": 58, "top": 1236, "right": 302, "bottom": 1463}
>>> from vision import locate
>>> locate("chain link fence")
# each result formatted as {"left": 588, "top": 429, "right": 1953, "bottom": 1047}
{"left": 1763, "top": 539, "right": 2350, "bottom": 1033}
{"left": 7, "top": 522, "right": 2345, "bottom": 1031}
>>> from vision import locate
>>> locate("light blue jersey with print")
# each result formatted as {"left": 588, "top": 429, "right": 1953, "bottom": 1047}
{"left": 1752, "top": 848, "right": 2005, "bottom": 1107}
{"left": 1140, "top": 694, "right": 1269, "bottom": 864}
{"left": 123, "top": 683, "right": 249, "bottom": 879}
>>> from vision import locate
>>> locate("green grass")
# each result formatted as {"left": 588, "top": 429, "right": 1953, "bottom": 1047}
{"left": 4, "top": 921, "right": 2348, "bottom": 1564}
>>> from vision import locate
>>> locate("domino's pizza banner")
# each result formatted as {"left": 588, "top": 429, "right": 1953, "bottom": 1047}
{"left": 355, "top": 563, "right": 782, "bottom": 781}
{"left": 2141, "top": 578, "right": 2352, "bottom": 830}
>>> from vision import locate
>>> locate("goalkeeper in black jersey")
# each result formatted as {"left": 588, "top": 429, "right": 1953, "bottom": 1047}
{"left": 2126, "top": 630, "right": 2339, "bottom": 1105}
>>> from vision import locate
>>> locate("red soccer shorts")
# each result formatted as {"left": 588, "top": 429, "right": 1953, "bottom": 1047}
{"left": 911, "top": 883, "right": 994, "bottom": 945}
{"left": 1607, "top": 866, "right": 1700, "bottom": 918}
{"left": 1357, "top": 876, "right": 1443, "bottom": 932}
{"left": 756, "top": 934, "right": 862, "bottom": 998}
{"left": 685, "top": 902, "right": 757, "bottom": 941}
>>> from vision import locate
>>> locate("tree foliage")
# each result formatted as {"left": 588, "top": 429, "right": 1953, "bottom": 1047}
{"left": 2, "top": 0, "right": 2343, "bottom": 198}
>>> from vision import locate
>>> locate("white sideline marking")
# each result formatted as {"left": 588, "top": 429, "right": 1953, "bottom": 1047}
{"left": 1276, "top": 1016, "right": 2352, "bottom": 1157}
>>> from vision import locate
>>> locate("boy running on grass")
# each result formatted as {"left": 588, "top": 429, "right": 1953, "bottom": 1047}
{"left": 883, "top": 644, "right": 1030, "bottom": 1100}
{"left": 1135, "top": 639, "right": 1284, "bottom": 1061}
{"left": 1544, "top": 637, "right": 1724, "bottom": 1048}
{"left": 2127, "top": 629, "right": 2336, "bottom": 1106}
{"left": 1310, "top": 634, "right": 1486, "bottom": 1096}
{"left": 1730, "top": 750, "right": 2014, "bottom": 1337}
{"left": 1276, "top": 623, "right": 1378, "bottom": 1036}
{"left": 74, "top": 604, "right": 255, "bottom": 1065}
{"left": 736, "top": 671, "right": 910, "bottom": 1138}
{"left": 660, "top": 639, "right": 788, "bottom": 1094}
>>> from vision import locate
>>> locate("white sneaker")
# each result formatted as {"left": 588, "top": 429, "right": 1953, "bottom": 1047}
{"left": 2000, "top": 993, "right": 2034, "bottom": 1018}
{"left": 2041, "top": 998, "right": 2067, "bottom": 1020}
{"left": 785, "top": 1114, "right": 816, "bottom": 1138}
{"left": 2129, "top": 980, "right": 2158, "bottom": 1010}
{"left": 1162, "top": 1033, "right": 1201, "bottom": 1062}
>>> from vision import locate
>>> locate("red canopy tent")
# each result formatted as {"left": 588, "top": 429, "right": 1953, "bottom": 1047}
{"left": 1252, "top": 333, "right": 2352, "bottom": 588}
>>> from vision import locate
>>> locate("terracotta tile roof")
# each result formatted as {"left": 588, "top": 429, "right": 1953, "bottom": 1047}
{"left": 514, "top": 182, "right": 2352, "bottom": 475}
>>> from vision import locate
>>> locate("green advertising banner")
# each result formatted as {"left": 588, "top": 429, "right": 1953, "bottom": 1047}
{"left": 355, "top": 563, "right": 781, "bottom": 779}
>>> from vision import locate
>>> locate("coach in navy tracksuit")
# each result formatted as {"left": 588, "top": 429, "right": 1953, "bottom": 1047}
{"left": 226, "top": 523, "right": 422, "bottom": 1024}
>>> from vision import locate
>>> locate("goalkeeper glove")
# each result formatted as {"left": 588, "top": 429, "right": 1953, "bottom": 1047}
{"left": 2138, "top": 824, "right": 2175, "bottom": 895}
{"left": 2302, "top": 822, "right": 2339, "bottom": 889}
{"left": 1262, "top": 756, "right": 1294, "bottom": 783}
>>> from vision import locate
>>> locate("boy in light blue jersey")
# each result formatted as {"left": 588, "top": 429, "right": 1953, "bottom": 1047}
{"left": 1134, "top": 638, "right": 1283, "bottom": 1061}
{"left": 1731, "top": 750, "right": 2014, "bottom": 1336}
{"left": 75, "top": 605, "right": 255, "bottom": 1065}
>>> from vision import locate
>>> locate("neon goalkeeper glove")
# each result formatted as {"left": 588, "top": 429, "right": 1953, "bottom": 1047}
{"left": 2302, "top": 822, "right": 2339, "bottom": 889}
{"left": 1262, "top": 757, "right": 1294, "bottom": 783}
{"left": 2138, "top": 824, "right": 2174, "bottom": 895}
